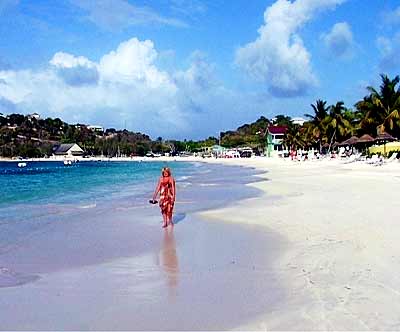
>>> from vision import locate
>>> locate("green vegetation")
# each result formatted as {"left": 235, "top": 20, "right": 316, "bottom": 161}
{"left": 284, "top": 74, "right": 400, "bottom": 152}
{"left": 1, "top": 73, "right": 399, "bottom": 158}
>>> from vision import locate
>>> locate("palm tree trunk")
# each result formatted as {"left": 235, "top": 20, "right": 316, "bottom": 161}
{"left": 328, "top": 129, "right": 336, "bottom": 153}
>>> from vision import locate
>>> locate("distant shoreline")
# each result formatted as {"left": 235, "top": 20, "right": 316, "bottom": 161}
{"left": 0, "top": 155, "right": 206, "bottom": 163}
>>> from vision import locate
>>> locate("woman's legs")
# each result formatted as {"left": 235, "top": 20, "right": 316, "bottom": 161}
{"left": 162, "top": 211, "right": 168, "bottom": 227}
{"left": 167, "top": 204, "right": 174, "bottom": 226}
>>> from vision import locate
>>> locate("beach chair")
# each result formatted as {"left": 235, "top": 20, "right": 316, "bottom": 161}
{"left": 367, "top": 155, "right": 384, "bottom": 166}
{"left": 366, "top": 155, "right": 379, "bottom": 164}
{"left": 342, "top": 153, "right": 361, "bottom": 164}
{"left": 384, "top": 153, "right": 398, "bottom": 164}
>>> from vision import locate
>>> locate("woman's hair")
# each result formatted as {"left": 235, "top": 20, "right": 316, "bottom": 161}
{"left": 162, "top": 167, "right": 171, "bottom": 176}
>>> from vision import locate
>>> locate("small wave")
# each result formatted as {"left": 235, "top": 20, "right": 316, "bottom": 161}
{"left": 178, "top": 182, "right": 192, "bottom": 188}
{"left": 177, "top": 175, "right": 191, "bottom": 181}
{"left": 79, "top": 203, "right": 97, "bottom": 209}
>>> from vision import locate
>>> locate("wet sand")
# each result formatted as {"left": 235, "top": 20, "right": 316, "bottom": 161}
{"left": 0, "top": 162, "right": 286, "bottom": 330}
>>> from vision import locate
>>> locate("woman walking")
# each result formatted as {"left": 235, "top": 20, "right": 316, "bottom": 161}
{"left": 152, "top": 167, "right": 176, "bottom": 228}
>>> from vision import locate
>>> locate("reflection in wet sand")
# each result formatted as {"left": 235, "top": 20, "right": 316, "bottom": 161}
{"left": 159, "top": 227, "right": 179, "bottom": 297}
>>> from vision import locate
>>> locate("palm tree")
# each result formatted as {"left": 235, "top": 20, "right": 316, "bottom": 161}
{"left": 283, "top": 124, "right": 305, "bottom": 151}
{"left": 356, "top": 74, "right": 400, "bottom": 137}
{"left": 325, "top": 101, "right": 352, "bottom": 152}
{"left": 305, "top": 99, "right": 330, "bottom": 152}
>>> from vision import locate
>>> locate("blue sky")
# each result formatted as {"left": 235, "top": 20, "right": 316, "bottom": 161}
{"left": 0, "top": 0, "right": 400, "bottom": 139}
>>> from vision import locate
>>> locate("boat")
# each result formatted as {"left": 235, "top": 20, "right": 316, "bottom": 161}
{"left": 17, "top": 162, "right": 27, "bottom": 168}
{"left": 63, "top": 160, "right": 73, "bottom": 166}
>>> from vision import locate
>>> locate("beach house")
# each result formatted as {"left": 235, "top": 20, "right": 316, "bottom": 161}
{"left": 266, "top": 125, "right": 288, "bottom": 157}
{"left": 53, "top": 143, "right": 84, "bottom": 157}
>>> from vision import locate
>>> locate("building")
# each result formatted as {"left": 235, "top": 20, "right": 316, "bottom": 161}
{"left": 53, "top": 143, "right": 84, "bottom": 157}
{"left": 87, "top": 125, "right": 104, "bottom": 133}
{"left": 292, "top": 117, "right": 306, "bottom": 126}
{"left": 266, "top": 125, "right": 288, "bottom": 157}
{"left": 211, "top": 145, "right": 226, "bottom": 157}
{"left": 27, "top": 113, "right": 40, "bottom": 121}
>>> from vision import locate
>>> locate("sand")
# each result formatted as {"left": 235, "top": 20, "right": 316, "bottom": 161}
{"left": 2, "top": 157, "right": 400, "bottom": 330}
{"left": 199, "top": 157, "right": 400, "bottom": 330}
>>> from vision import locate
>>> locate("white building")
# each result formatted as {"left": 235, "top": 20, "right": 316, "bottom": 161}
{"left": 53, "top": 143, "right": 84, "bottom": 157}
{"left": 27, "top": 113, "right": 40, "bottom": 121}
{"left": 87, "top": 125, "right": 104, "bottom": 133}
{"left": 292, "top": 117, "right": 306, "bottom": 126}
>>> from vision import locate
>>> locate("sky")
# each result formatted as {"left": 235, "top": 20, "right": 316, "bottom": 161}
{"left": 0, "top": 0, "right": 400, "bottom": 139}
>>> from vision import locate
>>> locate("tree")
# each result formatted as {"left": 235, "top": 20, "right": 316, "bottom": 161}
{"left": 282, "top": 124, "right": 305, "bottom": 151}
{"left": 305, "top": 99, "right": 330, "bottom": 152}
{"left": 356, "top": 74, "right": 400, "bottom": 137}
{"left": 325, "top": 101, "right": 352, "bottom": 151}
{"left": 274, "top": 114, "right": 292, "bottom": 127}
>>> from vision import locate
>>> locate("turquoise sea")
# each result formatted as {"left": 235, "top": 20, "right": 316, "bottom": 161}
{"left": 0, "top": 160, "right": 190, "bottom": 207}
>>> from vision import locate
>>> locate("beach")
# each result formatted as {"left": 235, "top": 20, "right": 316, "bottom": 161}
{"left": 200, "top": 157, "right": 400, "bottom": 330}
{"left": 1, "top": 157, "right": 400, "bottom": 330}
{"left": 0, "top": 160, "right": 285, "bottom": 330}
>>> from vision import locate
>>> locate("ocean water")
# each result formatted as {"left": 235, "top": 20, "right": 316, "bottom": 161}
{"left": 0, "top": 160, "right": 190, "bottom": 207}
{"left": 0, "top": 159, "right": 264, "bottom": 241}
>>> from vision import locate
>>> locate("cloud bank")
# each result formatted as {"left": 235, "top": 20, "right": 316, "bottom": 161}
{"left": 235, "top": 0, "right": 346, "bottom": 97}
{"left": 0, "top": 37, "right": 260, "bottom": 139}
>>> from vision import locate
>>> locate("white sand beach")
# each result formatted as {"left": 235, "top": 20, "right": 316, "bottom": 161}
{"left": 200, "top": 157, "right": 400, "bottom": 330}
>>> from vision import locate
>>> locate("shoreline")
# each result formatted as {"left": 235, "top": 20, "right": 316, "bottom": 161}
{"left": 198, "top": 157, "right": 400, "bottom": 330}
{"left": 0, "top": 160, "right": 287, "bottom": 330}
{"left": 0, "top": 155, "right": 205, "bottom": 163}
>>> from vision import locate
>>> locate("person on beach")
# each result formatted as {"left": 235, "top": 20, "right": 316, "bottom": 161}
{"left": 152, "top": 167, "right": 176, "bottom": 228}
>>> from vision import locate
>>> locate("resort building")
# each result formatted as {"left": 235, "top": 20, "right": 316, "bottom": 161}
{"left": 87, "top": 125, "right": 104, "bottom": 133}
{"left": 266, "top": 125, "right": 288, "bottom": 157}
{"left": 292, "top": 117, "right": 306, "bottom": 126}
{"left": 27, "top": 113, "right": 40, "bottom": 121}
{"left": 211, "top": 145, "right": 226, "bottom": 157}
{"left": 53, "top": 143, "right": 84, "bottom": 157}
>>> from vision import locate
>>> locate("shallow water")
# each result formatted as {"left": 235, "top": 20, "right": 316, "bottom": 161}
{"left": 0, "top": 161, "right": 286, "bottom": 330}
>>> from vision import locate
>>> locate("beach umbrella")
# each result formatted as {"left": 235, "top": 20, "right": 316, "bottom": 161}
{"left": 338, "top": 136, "right": 359, "bottom": 146}
{"left": 357, "top": 134, "right": 375, "bottom": 143}
{"left": 374, "top": 132, "right": 396, "bottom": 142}
{"left": 357, "top": 134, "right": 375, "bottom": 154}
{"left": 374, "top": 132, "right": 396, "bottom": 155}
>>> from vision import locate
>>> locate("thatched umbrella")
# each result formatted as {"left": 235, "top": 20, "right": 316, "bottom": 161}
{"left": 338, "top": 136, "right": 359, "bottom": 155}
{"left": 357, "top": 134, "right": 375, "bottom": 143}
{"left": 375, "top": 132, "right": 396, "bottom": 142}
{"left": 357, "top": 134, "right": 375, "bottom": 154}
{"left": 338, "top": 136, "right": 359, "bottom": 146}
{"left": 375, "top": 132, "right": 396, "bottom": 155}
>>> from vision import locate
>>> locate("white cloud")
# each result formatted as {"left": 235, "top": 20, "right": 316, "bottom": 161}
{"left": 0, "top": 38, "right": 184, "bottom": 136}
{"left": 321, "top": 22, "right": 355, "bottom": 60}
{"left": 98, "top": 38, "right": 173, "bottom": 89}
{"left": 235, "top": 0, "right": 346, "bottom": 97}
{"left": 70, "top": 0, "right": 187, "bottom": 30}
{"left": 50, "top": 52, "right": 99, "bottom": 86}
{"left": 377, "top": 32, "right": 400, "bottom": 71}
{"left": 0, "top": 38, "right": 259, "bottom": 139}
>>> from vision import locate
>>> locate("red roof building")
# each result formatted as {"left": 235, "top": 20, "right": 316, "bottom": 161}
{"left": 268, "top": 125, "right": 288, "bottom": 134}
